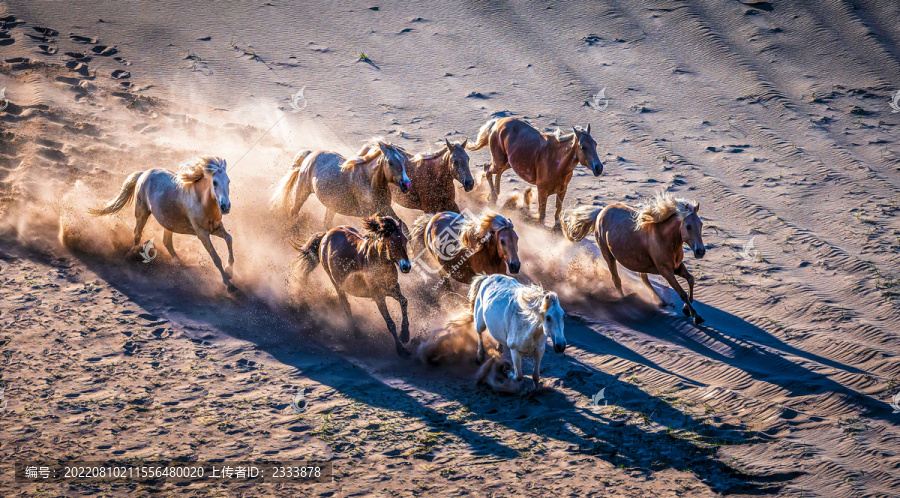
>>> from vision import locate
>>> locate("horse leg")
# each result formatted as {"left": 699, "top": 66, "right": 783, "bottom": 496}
{"left": 323, "top": 208, "right": 337, "bottom": 231}
{"left": 375, "top": 296, "right": 409, "bottom": 357}
{"left": 532, "top": 348, "right": 544, "bottom": 388}
{"left": 536, "top": 187, "right": 550, "bottom": 228}
{"left": 509, "top": 349, "right": 525, "bottom": 381}
{"left": 196, "top": 229, "right": 236, "bottom": 293}
{"left": 596, "top": 232, "right": 624, "bottom": 297}
{"left": 640, "top": 272, "right": 668, "bottom": 307}
{"left": 390, "top": 284, "right": 410, "bottom": 343}
{"left": 474, "top": 306, "right": 487, "bottom": 365}
{"left": 162, "top": 229, "right": 183, "bottom": 264}
{"left": 291, "top": 185, "right": 313, "bottom": 218}
{"left": 212, "top": 225, "right": 234, "bottom": 278}
{"left": 552, "top": 184, "right": 569, "bottom": 232}
{"left": 488, "top": 144, "right": 508, "bottom": 204}
{"left": 675, "top": 263, "right": 696, "bottom": 318}
{"left": 132, "top": 197, "right": 151, "bottom": 246}
{"left": 659, "top": 266, "right": 704, "bottom": 325}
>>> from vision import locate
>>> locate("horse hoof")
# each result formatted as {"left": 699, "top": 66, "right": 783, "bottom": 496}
{"left": 475, "top": 353, "right": 485, "bottom": 365}
{"left": 397, "top": 346, "right": 411, "bottom": 358}
{"left": 694, "top": 315, "right": 705, "bottom": 325}
{"left": 682, "top": 304, "right": 691, "bottom": 317}
{"left": 227, "top": 284, "right": 238, "bottom": 293}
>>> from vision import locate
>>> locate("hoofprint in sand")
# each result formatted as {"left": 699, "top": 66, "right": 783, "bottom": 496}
{"left": 2, "top": 1, "right": 900, "bottom": 496}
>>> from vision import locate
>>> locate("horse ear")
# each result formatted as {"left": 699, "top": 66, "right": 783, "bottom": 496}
{"left": 461, "top": 138, "right": 468, "bottom": 148}
{"left": 586, "top": 124, "right": 591, "bottom": 135}
{"left": 694, "top": 201, "right": 700, "bottom": 213}
{"left": 445, "top": 138, "right": 452, "bottom": 150}
{"left": 572, "top": 126, "right": 578, "bottom": 136}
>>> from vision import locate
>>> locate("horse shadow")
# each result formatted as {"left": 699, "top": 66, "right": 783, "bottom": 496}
{"left": 51, "top": 248, "right": 803, "bottom": 494}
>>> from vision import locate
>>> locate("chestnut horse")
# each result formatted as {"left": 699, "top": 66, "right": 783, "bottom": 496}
{"left": 90, "top": 156, "right": 236, "bottom": 292}
{"left": 467, "top": 117, "right": 604, "bottom": 229}
{"left": 270, "top": 138, "right": 412, "bottom": 230}
{"left": 388, "top": 139, "right": 475, "bottom": 213}
{"left": 293, "top": 216, "right": 412, "bottom": 356}
{"left": 561, "top": 192, "right": 706, "bottom": 324}
{"left": 410, "top": 209, "right": 520, "bottom": 286}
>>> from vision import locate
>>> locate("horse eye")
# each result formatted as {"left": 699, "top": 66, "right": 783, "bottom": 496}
{"left": 686, "top": 225, "right": 692, "bottom": 230}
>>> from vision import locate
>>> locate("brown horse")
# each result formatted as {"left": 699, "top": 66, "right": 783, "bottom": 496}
{"left": 388, "top": 139, "right": 475, "bottom": 213}
{"left": 561, "top": 192, "right": 706, "bottom": 324}
{"left": 270, "top": 138, "right": 412, "bottom": 230}
{"left": 467, "top": 117, "right": 604, "bottom": 230}
{"left": 294, "top": 216, "right": 412, "bottom": 356}
{"left": 89, "top": 156, "right": 237, "bottom": 292}
{"left": 410, "top": 209, "right": 520, "bottom": 286}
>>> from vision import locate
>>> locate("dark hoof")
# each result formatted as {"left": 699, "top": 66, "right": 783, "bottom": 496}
{"left": 227, "top": 284, "right": 238, "bottom": 293}
{"left": 694, "top": 315, "right": 705, "bottom": 325}
{"left": 397, "top": 345, "right": 411, "bottom": 358}
{"left": 475, "top": 352, "right": 485, "bottom": 365}
{"left": 682, "top": 303, "right": 691, "bottom": 317}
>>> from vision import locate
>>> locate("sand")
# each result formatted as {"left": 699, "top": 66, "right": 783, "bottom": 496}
{"left": 1, "top": 0, "right": 899, "bottom": 496}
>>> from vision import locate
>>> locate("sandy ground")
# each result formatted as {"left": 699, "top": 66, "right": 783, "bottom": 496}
{"left": 1, "top": 0, "right": 900, "bottom": 496}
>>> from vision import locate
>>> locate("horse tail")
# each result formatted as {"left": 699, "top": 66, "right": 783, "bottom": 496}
{"left": 292, "top": 232, "right": 325, "bottom": 276}
{"left": 270, "top": 150, "right": 312, "bottom": 212}
{"left": 468, "top": 273, "right": 490, "bottom": 312}
{"left": 411, "top": 214, "right": 432, "bottom": 248}
{"left": 466, "top": 118, "right": 498, "bottom": 151}
{"left": 561, "top": 205, "right": 602, "bottom": 242}
{"left": 89, "top": 171, "right": 142, "bottom": 216}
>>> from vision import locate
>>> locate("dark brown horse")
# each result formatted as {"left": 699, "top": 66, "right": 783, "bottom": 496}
{"left": 294, "top": 216, "right": 412, "bottom": 356}
{"left": 467, "top": 117, "right": 604, "bottom": 230}
{"left": 561, "top": 192, "right": 706, "bottom": 324}
{"left": 410, "top": 209, "right": 520, "bottom": 286}
{"left": 270, "top": 138, "right": 412, "bottom": 230}
{"left": 388, "top": 139, "right": 475, "bottom": 213}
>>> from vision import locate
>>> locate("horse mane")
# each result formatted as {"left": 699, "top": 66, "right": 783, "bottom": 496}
{"left": 176, "top": 155, "right": 226, "bottom": 188}
{"left": 414, "top": 139, "right": 467, "bottom": 161}
{"left": 361, "top": 215, "right": 402, "bottom": 259}
{"left": 552, "top": 128, "right": 580, "bottom": 143}
{"left": 458, "top": 209, "right": 513, "bottom": 251}
{"left": 516, "top": 285, "right": 558, "bottom": 326}
{"left": 633, "top": 191, "right": 700, "bottom": 229}
{"left": 341, "top": 137, "right": 407, "bottom": 172}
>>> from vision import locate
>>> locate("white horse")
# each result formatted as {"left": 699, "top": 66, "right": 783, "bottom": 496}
{"left": 469, "top": 273, "right": 566, "bottom": 386}
{"left": 90, "top": 156, "right": 236, "bottom": 292}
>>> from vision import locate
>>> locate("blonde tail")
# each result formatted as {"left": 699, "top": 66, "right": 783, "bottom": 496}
{"left": 89, "top": 171, "right": 142, "bottom": 216}
{"left": 468, "top": 273, "right": 490, "bottom": 312}
{"left": 270, "top": 150, "right": 311, "bottom": 212}
{"left": 466, "top": 118, "right": 498, "bottom": 151}
{"left": 561, "top": 206, "right": 602, "bottom": 242}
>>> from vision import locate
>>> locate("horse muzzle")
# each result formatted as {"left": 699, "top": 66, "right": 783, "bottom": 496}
{"left": 695, "top": 247, "right": 706, "bottom": 259}
{"left": 507, "top": 261, "right": 521, "bottom": 274}
{"left": 591, "top": 162, "right": 603, "bottom": 177}
{"left": 399, "top": 179, "right": 411, "bottom": 193}
{"left": 554, "top": 342, "right": 567, "bottom": 354}
{"left": 220, "top": 203, "right": 231, "bottom": 214}
{"left": 463, "top": 178, "right": 475, "bottom": 192}
{"left": 398, "top": 260, "right": 411, "bottom": 273}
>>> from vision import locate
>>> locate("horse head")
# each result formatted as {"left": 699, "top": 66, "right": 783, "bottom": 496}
{"left": 492, "top": 218, "right": 520, "bottom": 274}
{"left": 572, "top": 125, "right": 604, "bottom": 177}
{"left": 377, "top": 142, "right": 412, "bottom": 193}
{"left": 680, "top": 203, "right": 705, "bottom": 259}
{"left": 178, "top": 156, "right": 231, "bottom": 214}
{"left": 364, "top": 215, "right": 411, "bottom": 273}
{"left": 540, "top": 292, "right": 566, "bottom": 354}
{"left": 444, "top": 139, "right": 474, "bottom": 192}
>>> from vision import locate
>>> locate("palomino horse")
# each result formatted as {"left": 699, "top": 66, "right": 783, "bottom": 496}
{"left": 411, "top": 209, "right": 520, "bottom": 285}
{"left": 467, "top": 117, "right": 604, "bottom": 230}
{"left": 293, "top": 216, "right": 412, "bottom": 356}
{"left": 561, "top": 192, "right": 706, "bottom": 324}
{"left": 90, "top": 156, "right": 236, "bottom": 292}
{"left": 270, "top": 138, "right": 412, "bottom": 230}
{"left": 389, "top": 139, "right": 475, "bottom": 213}
{"left": 470, "top": 273, "right": 567, "bottom": 386}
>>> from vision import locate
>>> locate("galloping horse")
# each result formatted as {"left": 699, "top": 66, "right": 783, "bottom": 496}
{"left": 561, "top": 192, "right": 707, "bottom": 324}
{"left": 293, "top": 216, "right": 412, "bottom": 356}
{"left": 411, "top": 209, "right": 520, "bottom": 285}
{"left": 389, "top": 139, "right": 475, "bottom": 213}
{"left": 270, "top": 138, "right": 412, "bottom": 230}
{"left": 467, "top": 117, "right": 604, "bottom": 229}
{"left": 90, "top": 156, "right": 237, "bottom": 292}
{"left": 470, "top": 273, "right": 567, "bottom": 386}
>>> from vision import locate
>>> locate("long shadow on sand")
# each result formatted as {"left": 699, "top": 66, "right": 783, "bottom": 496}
{"left": 57, "top": 250, "right": 806, "bottom": 495}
